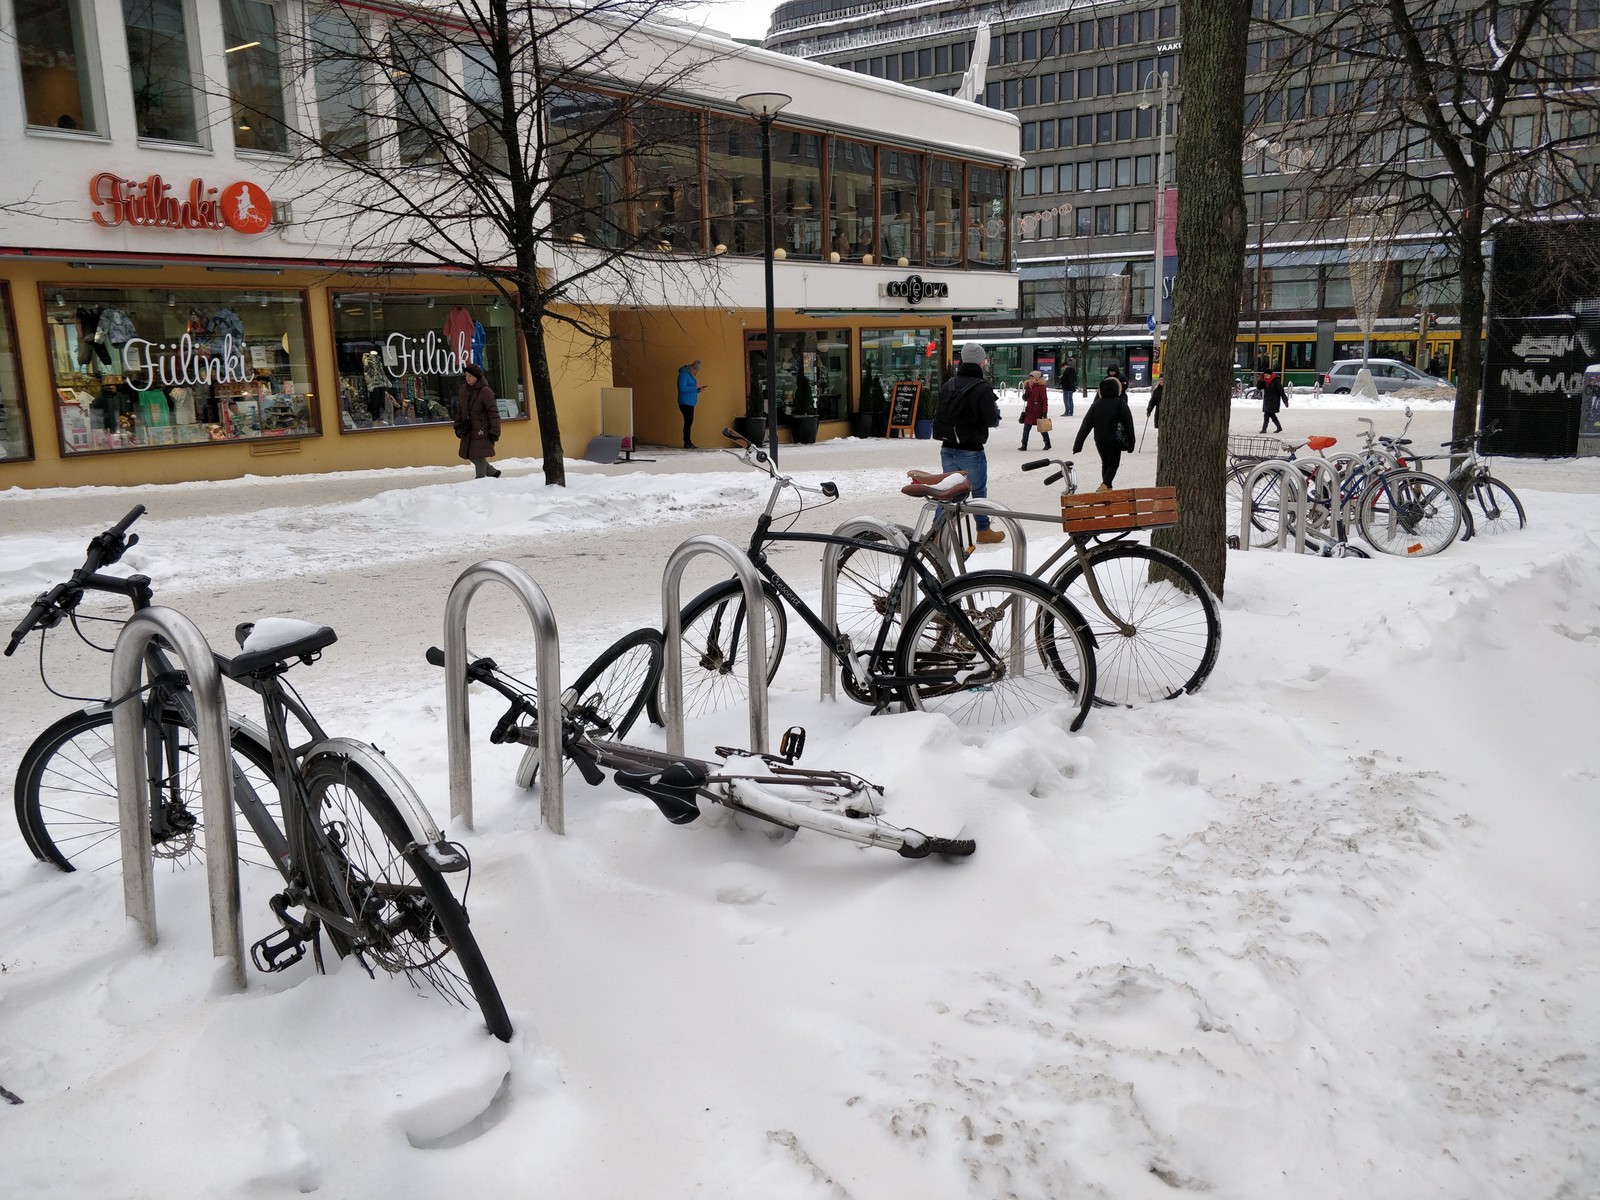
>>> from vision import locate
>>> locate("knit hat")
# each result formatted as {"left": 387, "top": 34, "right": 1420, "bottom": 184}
{"left": 960, "top": 343, "right": 987, "bottom": 365}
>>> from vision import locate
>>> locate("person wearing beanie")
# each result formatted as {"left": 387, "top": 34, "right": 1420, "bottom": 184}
{"left": 932, "top": 343, "right": 1005, "bottom": 545}
{"left": 457, "top": 362, "right": 502, "bottom": 479}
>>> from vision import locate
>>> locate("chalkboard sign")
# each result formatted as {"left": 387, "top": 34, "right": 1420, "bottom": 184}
{"left": 888, "top": 381, "right": 922, "bottom": 433}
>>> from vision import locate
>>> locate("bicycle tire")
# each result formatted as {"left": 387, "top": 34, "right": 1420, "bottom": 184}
{"left": 1046, "top": 542, "right": 1221, "bottom": 706}
{"left": 297, "top": 754, "right": 513, "bottom": 1042}
{"left": 1467, "top": 476, "right": 1526, "bottom": 536}
{"left": 897, "top": 571, "right": 1097, "bottom": 732}
{"left": 15, "top": 706, "right": 278, "bottom": 874}
{"left": 519, "top": 628, "right": 664, "bottom": 788}
{"left": 831, "top": 527, "right": 949, "bottom": 695}
{"left": 668, "top": 578, "right": 787, "bottom": 720}
{"left": 1355, "top": 468, "right": 1463, "bottom": 557}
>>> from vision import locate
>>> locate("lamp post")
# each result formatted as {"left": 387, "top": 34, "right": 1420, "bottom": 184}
{"left": 737, "top": 91, "right": 792, "bottom": 465}
{"left": 1138, "top": 71, "right": 1171, "bottom": 379}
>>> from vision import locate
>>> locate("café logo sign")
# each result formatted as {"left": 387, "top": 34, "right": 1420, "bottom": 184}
{"left": 123, "top": 335, "right": 251, "bottom": 391}
{"left": 90, "top": 174, "right": 273, "bottom": 235}
{"left": 882, "top": 274, "right": 951, "bottom": 305}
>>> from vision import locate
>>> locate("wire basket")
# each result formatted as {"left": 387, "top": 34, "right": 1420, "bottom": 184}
{"left": 1227, "top": 433, "right": 1292, "bottom": 459}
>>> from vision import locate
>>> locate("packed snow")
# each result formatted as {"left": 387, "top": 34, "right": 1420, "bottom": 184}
{"left": 1, "top": 408, "right": 1597, "bottom": 1198}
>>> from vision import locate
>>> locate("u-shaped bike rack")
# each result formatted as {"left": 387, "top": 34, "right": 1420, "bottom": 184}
{"left": 924, "top": 497, "right": 1030, "bottom": 675}
{"left": 443, "top": 560, "right": 564, "bottom": 834}
{"left": 661, "top": 534, "right": 769, "bottom": 756}
{"left": 111, "top": 607, "right": 245, "bottom": 991}
{"left": 1298, "top": 458, "right": 1348, "bottom": 548}
{"left": 1239, "top": 459, "right": 1309, "bottom": 555}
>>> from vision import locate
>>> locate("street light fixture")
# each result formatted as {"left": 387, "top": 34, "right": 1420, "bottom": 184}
{"left": 737, "top": 91, "right": 792, "bottom": 464}
{"left": 1138, "top": 71, "right": 1171, "bottom": 381}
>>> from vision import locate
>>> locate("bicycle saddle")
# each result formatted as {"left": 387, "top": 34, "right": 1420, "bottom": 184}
{"left": 223, "top": 620, "right": 338, "bottom": 679}
{"left": 614, "top": 761, "right": 708, "bottom": 824}
{"left": 901, "top": 469, "right": 972, "bottom": 500}
{"left": 1306, "top": 435, "right": 1337, "bottom": 452}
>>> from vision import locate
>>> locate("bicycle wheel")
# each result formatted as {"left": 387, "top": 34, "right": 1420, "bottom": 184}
{"left": 569, "top": 628, "right": 664, "bottom": 741}
{"left": 669, "top": 579, "right": 787, "bottom": 719}
{"left": 15, "top": 706, "right": 278, "bottom": 874}
{"left": 1466, "top": 475, "right": 1526, "bottom": 535}
{"left": 1356, "top": 469, "right": 1464, "bottom": 557}
{"left": 297, "top": 755, "right": 513, "bottom": 1042}
{"left": 1225, "top": 464, "right": 1287, "bottom": 548}
{"left": 897, "top": 571, "right": 1096, "bottom": 732}
{"left": 831, "top": 529, "right": 948, "bottom": 670}
{"left": 1046, "top": 542, "right": 1221, "bottom": 706}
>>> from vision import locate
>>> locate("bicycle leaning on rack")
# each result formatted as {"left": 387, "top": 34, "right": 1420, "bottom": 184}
{"left": 427, "top": 634, "right": 976, "bottom": 859}
{"left": 7, "top": 507, "right": 512, "bottom": 1041}
{"left": 1405, "top": 422, "right": 1526, "bottom": 539}
{"left": 831, "top": 458, "right": 1220, "bottom": 710}
{"left": 673, "top": 429, "right": 1099, "bottom": 731}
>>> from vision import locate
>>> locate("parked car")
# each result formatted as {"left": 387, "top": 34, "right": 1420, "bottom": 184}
{"left": 1322, "top": 358, "right": 1452, "bottom": 394}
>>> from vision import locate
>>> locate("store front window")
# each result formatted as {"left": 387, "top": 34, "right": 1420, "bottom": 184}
{"left": 861, "top": 327, "right": 945, "bottom": 412}
{"left": 829, "top": 138, "right": 875, "bottom": 261}
{"left": 745, "top": 329, "right": 851, "bottom": 421}
{"left": 705, "top": 115, "right": 762, "bottom": 257}
{"left": 17, "top": 0, "right": 102, "bottom": 132}
{"left": 123, "top": 0, "right": 202, "bottom": 144}
{"left": 633, "top": 104, "right": 704, "bottom": 252}
{"left": 773, "top": 129, "right": 823, "bottom": 260}
{"left": 331, "top": 293, "right": 523, "bottom": 430}
{"left": 0, "top": 286, "right": 31, "bottom": 462}
{"left": 42, "top": 287, "right": 314, "bottom": 454}
{"left": 966, "top": 164, "right": 1008, "bottom": 266}
{"left": 547, "top": 88, "right": 628, "bottom": 248}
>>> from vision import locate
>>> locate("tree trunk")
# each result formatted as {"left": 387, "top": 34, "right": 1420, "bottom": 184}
{"left": 1151, "top": 0, "right": 1252, "bottom": 598}
{"left": 1453, "top": 202, "right": 1487, "bottom": 449}
{"left": 518, "top": 294, "right": 566, "bottom": 487}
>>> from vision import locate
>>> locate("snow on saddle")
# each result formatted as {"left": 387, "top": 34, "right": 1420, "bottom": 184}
{"left": 901, "top": 469, "right": 972, "bottom": 500}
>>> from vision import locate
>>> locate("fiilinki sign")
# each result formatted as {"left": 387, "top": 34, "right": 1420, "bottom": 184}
{"left": 123, "top": 336, "right": 251, "bottom": 390}
{"left": 383, "top": 332, "right": 470, "bottom": 377}
{"left": 880, "top": 274, "right": 951, "bottom": 306}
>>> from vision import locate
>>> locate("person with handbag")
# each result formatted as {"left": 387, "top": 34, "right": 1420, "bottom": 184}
{"left": 1072, "top": 369, "right": 1137, "bottom": 490}
{"left": 1019, "top": 370, "right": 1053, "bottom": 450}
{"left": 457, "top": 363, "right": 502, "bottom": 479}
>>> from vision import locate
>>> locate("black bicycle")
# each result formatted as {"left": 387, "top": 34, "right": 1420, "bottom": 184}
{"left": 7, "top": 507, "right": 512, "bottom": 1041}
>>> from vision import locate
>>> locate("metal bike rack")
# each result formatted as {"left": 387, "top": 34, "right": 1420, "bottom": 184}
{"left": 1299, "top": 458, "right": 1348, "bottom": 548}
{"left": 111, "top": 607, "right": 245, "bottom": 992}
{"left": 443, "top": 560, "right": 564, "bottom": 834}
{"left": 819, "top": 516, "right": 912, "bottom": 700}
{"left": 1239, "top": 459, "right": 1308, "bottom": 554}
{"left": 662, "top": 535, "right": 769, "bottom": 756}
{"left": 949, "top": 499, "right": 1028, "bottom": 675}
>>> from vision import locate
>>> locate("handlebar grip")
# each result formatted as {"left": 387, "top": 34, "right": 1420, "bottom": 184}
{"left": 1021, "top": 458, "right": 1052, "bottom": 471}
{"left": 425, "top": 645, "right": 445, "bottom": 668}
{"left": 110, "top": 505, "right": 146, "bottom": 536}
{"left": 722, "top": 427, "right": 749, "bottom": 448}
{"left": 567, "top": 740, "right": 606, "bottom": 786}
{"left": 4, "top": 600, "right": 49, "bottom": 657}
{"left": 1044, "top": 471, "right": 1064, "bottom": 486}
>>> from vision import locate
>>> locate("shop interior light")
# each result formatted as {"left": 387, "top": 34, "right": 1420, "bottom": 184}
{"left": 225, "top": 40, "right": 261, "bottom": 53}
{"left": 258, "top": 294, "right": 270, "bottom": 307}
{"left": 166, "top": 292, "right": 176, "bottom": 306}
{"left": 53, "top": 293, "right": 65, "bottom": 306}
{"left": 426, "top": 296, "right": 436, "bottom": 309}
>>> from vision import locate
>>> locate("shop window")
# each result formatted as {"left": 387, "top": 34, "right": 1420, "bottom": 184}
{"left": 123, "top": 0, "right": 202, "bottom": 143}
{"left": 746, "top": 329, "right": 851, "bottom": 421}
{"left": 966, "top": 164, "right": 1008, "bottom": 267}
{"left": 0, "top": 285, "right": 31, "bottom": 462}
{"left": 924, "top": 157, "right": 962, "bottom": 267}
{"left": 772, "top": 128, "right": 823, "bottom": 259}
{"left": 830, "top": 138, "right": 876, "bottom": 260}
{"left": 860, "top": 327, "right": 944, "bottom": 416}
{"left": 547, "top": 88, "right": 628, "bottom": 249}
{"left": 331, "top": 293, "right": 523, "bottom": 431}
{"left": 633, "top": 104, "right": 703, "bottom": 252}
{"left": 16, "top": 0, "right": 102, "bottom": 133}
{"left": 42, "top": 287, "right": 314, "bottom": 453}
{"left": 222, "top": 0, "right": 289, "bottom": 153}
{"left": 879, "top": 148, "right": 921, "bottom": 264}
{"left": 310, "top": 6, "right": 371, "bottom": 160}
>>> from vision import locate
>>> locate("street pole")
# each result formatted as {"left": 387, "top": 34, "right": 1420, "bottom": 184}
{"left": 1150, "top": 71, "right": 1169, "bottom": 379}
{"left": 738, "top": 93, "right": 792, "bottom": 465}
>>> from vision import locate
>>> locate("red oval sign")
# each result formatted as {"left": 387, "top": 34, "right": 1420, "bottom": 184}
{"left": 221, "top": 181, "right": 272, "bottom": 234}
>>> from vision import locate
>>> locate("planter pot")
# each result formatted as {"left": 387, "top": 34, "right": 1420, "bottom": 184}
{"left": 790, "top": 414, "right": 820, "bottom": 444}
{"left": 914, "top": 419, "right": 934, "bottom": 440}
{"left": 871, "top": 410, "right": 890, "bottom": 438}
{"left": 733, "top": 416, "right": 767, "bottom": 445}
{"left": 850, "top": 412, "right": 875, "bottom": 439}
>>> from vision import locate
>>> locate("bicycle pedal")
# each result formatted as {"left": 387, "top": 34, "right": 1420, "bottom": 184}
{"left": 251, "top": 926, "right": 309, "bottom": 973}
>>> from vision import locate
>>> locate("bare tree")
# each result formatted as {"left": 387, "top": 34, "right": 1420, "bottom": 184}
{"left": 263, "top": 0, "right": 735, "bottom": 485}
{"left": 1259, "top": 0, "right": 1600, "bottom": 446}
{"left": 1151, "top": 0, "right": 1253, "bottom": 597}
{"left": 1058, "top": 261, "right": 1128, "bottom": 393}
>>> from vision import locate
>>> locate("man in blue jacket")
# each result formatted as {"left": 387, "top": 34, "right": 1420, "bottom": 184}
{"left": 677, "top": 360, "right": 706, "bottom": 448}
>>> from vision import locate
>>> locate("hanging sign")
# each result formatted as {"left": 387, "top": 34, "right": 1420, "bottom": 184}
{"left": 89, "top": 174, "right": 273, "bottom": 234}
{"left": 888, "top": 380, "right": 922, "bottom": 433}
{"left": 881, "top": 275, "right": 951, "bottom": 305}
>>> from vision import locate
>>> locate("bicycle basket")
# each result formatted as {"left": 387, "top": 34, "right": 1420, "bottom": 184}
{"left": 1227, "top": 433, "right": 1291, "bottom": 459}
{"left": 1062, "top": 486, "right": 1178, "bottom": 535}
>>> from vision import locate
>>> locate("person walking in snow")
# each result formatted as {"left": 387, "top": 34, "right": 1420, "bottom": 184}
{"left": 1073, "top": 369, "right": 1136, "bottom": 491}
{"left": 1260, "top": 369, "right": 1287, "bottom": 433}
{"left": 1019, "top": 370, "right": 1053, "bottom": 450}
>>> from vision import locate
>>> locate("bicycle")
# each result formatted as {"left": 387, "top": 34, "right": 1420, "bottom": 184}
{"left": 1407, "top": 422, "right": 1526, "bottom": 539}
{"left": 675, "top": 429, "right": 1099, "bottom": 732}
{"left": 832, "top": 458, "right": 1221, "bottom": 709}
{"left": 430, "top": 634, "right": 976, "bottom": 859}
{"left": 7, "top": 507, "right": 513, "bottom": 1041}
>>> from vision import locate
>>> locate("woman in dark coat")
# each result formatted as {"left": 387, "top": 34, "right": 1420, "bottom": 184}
{"left": 457, "top": 363, "right": 502, "bottom": 478}
{"left": 1019, "top": 370, "right": 1053, "bottom": 450}
{"left": 1072, "top": 372, "right": 1137, "bottom": 490}
{"left": 1259, "top": 369, "right": 1287, "bottom": 433}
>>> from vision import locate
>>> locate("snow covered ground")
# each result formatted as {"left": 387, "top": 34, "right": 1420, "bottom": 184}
{"left": 1, "top": 404, "right": 1597, "bottom": 1198}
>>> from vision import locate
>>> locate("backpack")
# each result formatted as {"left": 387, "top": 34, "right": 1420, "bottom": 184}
{"left": 933, "top": 376, "right": 991, "bottom": 445}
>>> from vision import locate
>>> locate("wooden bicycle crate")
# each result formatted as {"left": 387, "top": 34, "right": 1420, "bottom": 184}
{"left": 1062, "top": 486, "right": 1179, "bottom": 534}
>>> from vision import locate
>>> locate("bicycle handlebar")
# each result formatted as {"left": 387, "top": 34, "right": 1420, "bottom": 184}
{"left": 718, "top": 428, "right": 838, "bottom": 499}
{"left": 4, "top": 505, "right": 148, "bottom": 656}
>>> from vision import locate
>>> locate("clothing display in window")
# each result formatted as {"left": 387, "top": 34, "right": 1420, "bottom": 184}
{"left": 444, "top": 307, "right": 474, "bottom": 364}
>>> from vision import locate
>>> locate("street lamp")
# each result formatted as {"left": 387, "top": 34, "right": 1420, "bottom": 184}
{"left": 737, "top": 91, "right": 792, "bottom": 465}
{"left": 1138, "top": 71, "right": 1171, "bottom": 379}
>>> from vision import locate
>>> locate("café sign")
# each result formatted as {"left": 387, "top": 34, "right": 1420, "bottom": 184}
{"left": 90, "top": 174, "right": 273, "bottom": 234}
{"left": 881, "top": 274, "right": 951, "bottom": 305}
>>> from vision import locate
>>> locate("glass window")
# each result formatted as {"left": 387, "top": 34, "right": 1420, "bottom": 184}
{"left": 0, "top": 286, "right": 30, "bottom": 462}
{"left": 1022, "top": 76, "right": 1036, "bottom": 106}
{"left": 935, "top": 44, "right": 949, "bottom": 73}
{"left": 390, "top": 26, "right": 445, "bottom": 166}
{"left": 1158, "top": 6, "right": 1177, "bottom": 36}
{"left": 462, "top": 45, "right": 509, "bottom": 175}
{"left": 879, "top": 149, "right": 920, "bottom": 264}
{"left": 951, "top": 42, "right": 966, "bottom": 71}
{"left": 1099, "top": 17, "right": 1114, "bottom": 47}
{"left": 1077, "top": 161, "right": 1092, "bottom": 190}
{"left": 633, "top": 105, "right": 703, "bottom": 252}
{"left": 1021, "top": 122, "right": 1037, "bottom": 152}
{"left": 829, "top": 137, "right": 875, "bottom": 260}
{"left": 1114, "top": 203, "right": 1131, "bottom": 232}
{"left": 1118, "top": 13, "right": 1135, "bottom": 42}
{"left": 1096, "top": 112, "right": 1113, "bottom": 142}
{"left": 1003, "top": 33, "right": 1018, "bottom": 62}
{"left": 860, "top": 327, "right": 943, "bottom": 411}
{"left": 1077, "top": 114, "right": 1093, "bottom": 144}
{"left": 1136, "top": 154, "right": 1153, "bottom": 185}
{"left": 16, "top": 0, "right": 101, "bottom": 132}
{"left": 704, "top": 114, "right": 762, "bottom": 256}
{"left": 1059, "top": 71, "right": 1073, "bottom": 101}
{"left": 547, "top": 89, "right": 628, "bottom": 249}
{"left": 1021, "top": 167, "right": 1037, "bottom": 197}
{"left": 1095, "top": 159, "right": 1113, "bottom": 189}
{"left": 1117, "top": 61, "right": 1135, "bottom": 93}
{"left": 1037, "top": 163, "right": 1054, "bottom": 193}
{"left": 1059, "top": 23, "right": 1074, "bottom": 54}
{"left": 1003, "top": 79, "right": 1018, "bottom": 108}
{"left": 1078, "top": 67, "right": 1095, "bottom": 98}
{"left": 919, "top": 47, "right": 933, "bottom": 76}
{"left": 332, "top": 293, "right": 522, "bottom": 429}
{"left": 310, "top": 6, "right": 370, "bottom": 160}
{"left": 222, "top": 0, "right": 288, "bottom": 153}
{"left": 1040, "top": 72, "right": 1056, "bottom": 103}
{"left": 900, "top": 51, "right": 914, "bottom": 79}
{"left": 1116, "top": 157, "right": 1133, "bottom": 186}
{"left": 1039, "top": 119, "right": 1055, "bottom": 149}
{"left": 1022, "top": 29, "right": 1037, "bottom": 59}
{"left": 1115, "top": 109, "right": 1132, "bottom": 140}
{"left": 746, "top": 329, "right": 851, "bottom": 421}
{"left": 966, "top": 164, "right": 1008, "bottom": 266}
{"left": 883, "top": 54, "right": 899, "bottom": 81}
{"left": 773, "top": 128, "right": 823, "bottom": 259}
{"left": 1097, "top": 64, "right": 1114, "bottom": 95}
{"left": 924, "top": 157, "right": 963, "bottom": 267}
{"left": 123, "top": 0, "right": 201, "bottom": 143}
{"left": 1136, "top": 106, "right": 1154, "bottom": 138}
{"left": 1078, "top": 19, "right": 1094, "bottom": 50}
{"left": 1138, "top": 9, "right": 1155, "bottom": 40}
{"left": 1134, "top": 200, "right": 1151, "bottom": 231}
{"left": 42, "top": 287, "right": 314, "bottom": 453}
{"left": 1095, "top": 204, "right": 1111, "bottom": 234}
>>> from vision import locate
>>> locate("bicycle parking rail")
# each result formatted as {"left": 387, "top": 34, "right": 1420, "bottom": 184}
{"left": 1239, "top": 459, "right": 1308, "bottom": 554}
{"left": 935, "top": 498, "right": 1029, "bottom": 675}
{"left": 443, "top": 560, "right": 564, "bottom": 834}
{"left": 662, "top": 535, "right": 769, "bottom": 755}
{"left": 1299, "top": 458, "right": 1347, "bottom": 546}
{"left": 111, "top": 607, "right": 245, "bottom": 991}
{"left": 819, "top": 516, "right": 912, "bottom": 700}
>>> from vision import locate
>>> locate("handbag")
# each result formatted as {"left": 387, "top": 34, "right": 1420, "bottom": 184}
{"left": 454, "top": 417, "right": 471, "bottom": 438}
{"left": 1036, "top": 417, "right": 1054, "bottom": 433}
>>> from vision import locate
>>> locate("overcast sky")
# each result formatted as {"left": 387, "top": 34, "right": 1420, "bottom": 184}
{"left": 679, "top": 0, "right": 779, "bottom": 41}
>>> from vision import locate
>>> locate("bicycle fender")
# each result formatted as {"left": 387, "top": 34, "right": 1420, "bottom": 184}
{"left": 301, "top": 737, "right": 443, "bottom": 846}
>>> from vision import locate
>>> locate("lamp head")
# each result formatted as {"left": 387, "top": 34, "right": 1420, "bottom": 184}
{"left": 736, "top": 92, "right": 793, "bottom": 120}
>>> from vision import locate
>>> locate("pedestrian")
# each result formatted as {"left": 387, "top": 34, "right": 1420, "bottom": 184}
{"left": 1061, "top": 357, "right": 1078, "bottom": 416}
{"left": 1147, "top": 379, "right": 1162, "bottom": 429}
{"left": 457, "top": 363, "right": 501, "bottom": 479}
{"left": 1019, "top": 369, "right": 1053, "bottom": 450}
{"left": 1260, "top": 368, "right": 1287, "bottom": 433}
{"left": 676, "top": 359, "right": 706, "bottom": 449}
{"left": 935, "top": 343, "right": 1005, "bottom": 545}
{"left": 1072, "top": 368, "right": 1137, "bottom": 491}
{"left": 1105, "top": 364, "right": 1126, "bottom": 397}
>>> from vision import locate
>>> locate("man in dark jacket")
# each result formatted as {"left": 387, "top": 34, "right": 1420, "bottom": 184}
{"left": 936, "top": 342, "right": 1004, "bottom": 544}
{"left": 1061, "top": 357, "right": 1078, "bottom": 416}
{"left": 1073, "top": 371, "right": 1137, "bottom": 490}
{"left": 457, "top": 363, "right": 502, "bottom": 478}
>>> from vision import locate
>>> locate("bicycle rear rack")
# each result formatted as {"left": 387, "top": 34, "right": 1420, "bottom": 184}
{"left": 110, "top": 607, "right": 246, "bottom": 992}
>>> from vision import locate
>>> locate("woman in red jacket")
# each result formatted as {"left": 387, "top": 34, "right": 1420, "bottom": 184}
{"left": 1019, "top": 370, "right": 1053, "bottom": 450}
